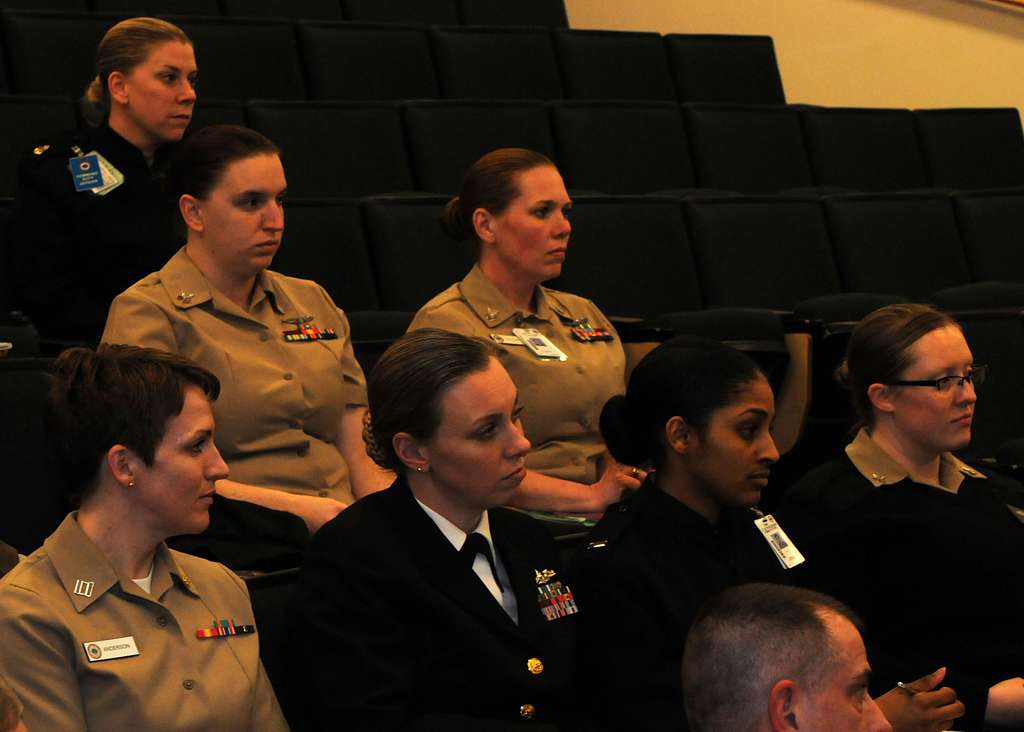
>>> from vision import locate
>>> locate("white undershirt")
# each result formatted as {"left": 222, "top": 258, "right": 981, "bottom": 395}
{"left": 131, "top": 564, "right": 155, "bottom": 594}
{"left": 415, "top": 499, "right": 518, "bottom": 624}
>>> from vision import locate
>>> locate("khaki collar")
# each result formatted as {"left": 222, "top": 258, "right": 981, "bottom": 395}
{"left": 846, "top": 428, "right": 984, "bottom": 493}
{"left": 158, "top": 248, "right": 290, "bottom": 319}
{"left": 45, "top": 513, "right": 200, "bottom": 613}
{"left": 458, "top": 265, "right": 572, "bottom": 328}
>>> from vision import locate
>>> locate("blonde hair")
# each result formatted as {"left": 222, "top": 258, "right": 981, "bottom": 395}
{"left": 82, "top": 17, "right": 191, "bottom": 126}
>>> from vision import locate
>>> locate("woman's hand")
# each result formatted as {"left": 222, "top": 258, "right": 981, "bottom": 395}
{"left": 875, "top": 667, "right": 964, "bottom": 731}
{"left": 986, "top": 677, "right": 1024, "bottom": 727}
{"left": 591, "top": 456, "right": 646, "bottom": 506}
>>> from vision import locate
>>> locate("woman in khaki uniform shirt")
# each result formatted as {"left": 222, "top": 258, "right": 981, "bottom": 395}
{"left": 103, "top": 125, "right": 390, "bottom": 536}
{"left": 0, "top": 345, "right": 288, "bottom": 731}
{"left": 410, "top": 148, "right": 643, "bottom": 515}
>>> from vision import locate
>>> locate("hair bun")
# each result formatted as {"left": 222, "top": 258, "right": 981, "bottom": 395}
{"left": 834, "top": 358, "right": 853, "bottom": 390}
{"left": 600, "top": 394, "right": 648, "bottom": 466}
{"left": 440, "top": 195, "right": 468, "bottom": 240}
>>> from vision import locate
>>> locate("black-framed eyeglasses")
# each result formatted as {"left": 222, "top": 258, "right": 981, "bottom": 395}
{"left": 887, "top": 364, "right": 987, "bottom": 393}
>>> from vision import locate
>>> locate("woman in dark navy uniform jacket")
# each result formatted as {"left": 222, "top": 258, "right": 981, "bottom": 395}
{"left": 571, "top": 337, "right": 962, "bottom": 732}
{"left": 571, "top": 338, "right": 787, "bottom": 731}
{"left": 291, "top": 329, "right": 581, "bottom": 731}
{"left": 9, "top": 17, "right": 197, "bottom": 343}
{"left": 783, "top": 304, "right": 1024, "bottom": 731}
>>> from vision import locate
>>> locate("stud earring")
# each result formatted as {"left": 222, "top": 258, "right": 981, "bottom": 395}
{"left": 127, "top": 480, "right": 135, "bottom": 489}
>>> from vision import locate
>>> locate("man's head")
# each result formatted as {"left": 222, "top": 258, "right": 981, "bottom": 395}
{"left": 682, "top": 583, "right": 892, "bottom": 732}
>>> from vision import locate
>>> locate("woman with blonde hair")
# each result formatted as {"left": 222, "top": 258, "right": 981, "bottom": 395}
{"left": 410, "top": 148, "right": 642, "bottom": 516}
{"left": 10, "top": 17, "right": 198, "bottom": 342}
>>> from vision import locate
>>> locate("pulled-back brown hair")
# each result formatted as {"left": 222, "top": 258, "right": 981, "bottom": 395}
{"left": 441, "top": 147, "right": 555, "bottom": 241}
{"left": 837, "top": 303, "right": 959, "bottom": 429}
{"left": 48, "top": 344, "right": 220, "bottom": 504}
{"left": 167, "top": 124, "right": 279, "bottom": 202}
{"left": 82, "top": 17, "right": 192, "bottom": 126}
{"left": 364, "top": 329, "right": 498, "bottom": 473}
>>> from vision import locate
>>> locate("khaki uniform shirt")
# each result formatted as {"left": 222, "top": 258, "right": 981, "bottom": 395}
{"left": 0, "top": 514, "right": 289, "bottom": 731}
{"left": 102, "top": 248, "right": 367, "bottom": 503}
{"left": 846, "top": 428, "right": 986, "bottom": 493}
{"left": 409, "top": 266, "right": 625, "bottom": 483}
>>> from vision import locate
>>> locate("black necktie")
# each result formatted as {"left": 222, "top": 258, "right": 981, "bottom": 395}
{"left": 460, "top": 532, "right": 504, "bottom": 593}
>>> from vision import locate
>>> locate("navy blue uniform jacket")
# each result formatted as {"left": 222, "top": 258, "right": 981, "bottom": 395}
{"left": 290, "top": 475, "right": 582, "bottom": 731}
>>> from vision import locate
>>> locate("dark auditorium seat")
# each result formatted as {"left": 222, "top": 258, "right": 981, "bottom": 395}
{"left": 549, "top": 195, "right": 701, "bottom": 319}
{"left": 953, "top": 190, "right": 1024, "bottom": 283}
{"left": 800, "top": 107, "right": 931, "bottom": 192}
{"left": 91, "top": 0, "right": 219, "bottom": 13}
{"left": 0, "top": 96, "right": 77, "bottom": 198}
{"left": 360, "top": 195, "right": 475, "bottom": 313}
{"left": 221, "top": 0, "right": 343, "bottom": 20}
{"left": 553, "top": 29, "right": 675, "bottom": 102}
{"left": 246, "top": 101, "right": 414, "bottom": 197}
{"left": 277, "top": 197, "right": 410, "bottom": 373}
{"left": 684, "top": 104, "right": 815, "bottom": 193}
{"left": 402, "top": 100, "right": 556, "bottom": 194}
{"left": 665, "top": 34, "right": 786, "bottom": 105}
{"left": 0, "top": 358, "right": 68, "bottom": 554}
{"left": 168, "top": 16, "right": 306, "bottom": 100}
{"left": 824, "top": 193, "right": 1024, "bottom": 305}
{"left": 189, "top": 98, "right": 246, "bottom": 130}
{"left": 0, "top": 25, "right": 9, "bottom": 93}
{"left": 955, "top": 312, "right": 1024, "bottom": 461}
{"left": 273, "top": 199, "right": 379, "bottom": 313}
{"left": 458, "top": 0, "right": 568, "bottom": 28}
{"left": 2, "top": 11, "right": 115, "bottom": 96}
{"left": 683, "top": 196, "right": 842, "bottom": 311}
{"left": 297, "top": 21, "right": 438, "bottom": 101}
{"left": 342, "top": 0, "right": 460, "bottom": 25}
{"left": 551, "top": 101, "right": 696, "bottom": 194}
{"left": 7, "top": 0, "right": 86, "bottom": 8}
{"left": 243, "top": 568, "right": 307, "bottom": 730}
{"left": 915, "top": 108, "right": 1024, "bottom": 191}
{"left": 430, "top": 26, "right": 562, "bottom": 100}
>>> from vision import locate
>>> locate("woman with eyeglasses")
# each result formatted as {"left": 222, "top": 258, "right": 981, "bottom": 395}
{"left": 784, "top": 303, "right": 1024, "bottom": 732}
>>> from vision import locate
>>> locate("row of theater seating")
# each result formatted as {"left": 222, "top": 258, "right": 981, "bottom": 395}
{"left": 1, "top": 96, "right": 1021, "bottom": 201}
{"left": 4, "top": 188, "right": 1019, "bottom": 329}
{"left": 3, "top": 189, "right": 1024, "bottom": 545}
{"left": 227, "top": 190, "right": 1024, "bottom": 465}
{"left": 1, "top": 0, "right": 569, "bottom": 27}
{"left": 0, "top": 10, "right": 783, "bottom": 105}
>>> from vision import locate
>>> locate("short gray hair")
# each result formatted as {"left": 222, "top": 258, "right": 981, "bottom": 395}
{"left": 682, "top": 583, "right": 862, "bottom": 732}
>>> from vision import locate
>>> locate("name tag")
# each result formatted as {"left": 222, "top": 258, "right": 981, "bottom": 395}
{"left": 69, "top": 154, "right": 103, "bottom": 191}
{"left": 512, "top": 328, "right": 568, "bottom": 361}
{"left": 754, "top": 514, "right": 805, "bottom": 569}
{"left": 83, "top": 635, "right": 139, "bottom": 663}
